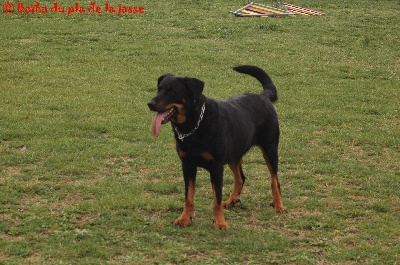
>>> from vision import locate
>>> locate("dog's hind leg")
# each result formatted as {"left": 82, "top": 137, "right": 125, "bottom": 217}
{"left": 261, "top": 148, "right": 287, "bottom": 213}
{"left": 223, "top": 159, "right": 245, "bottom": 208}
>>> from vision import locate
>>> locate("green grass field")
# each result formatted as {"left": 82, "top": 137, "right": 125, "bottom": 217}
{"left": 1, "top": 0, "right": 399, "bottom": 264}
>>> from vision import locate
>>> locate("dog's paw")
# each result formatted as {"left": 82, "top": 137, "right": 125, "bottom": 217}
{"left": 270, "top": 202, "right": 288, "bottom": 213}
{"left": 214, "top": 220, "right": 230, "bottom": 230}
{"left": 222, "top": 198, "right": 241, "bottom": 208}
{"left": 173, "top": 217, "right": 191, "bottom": 228}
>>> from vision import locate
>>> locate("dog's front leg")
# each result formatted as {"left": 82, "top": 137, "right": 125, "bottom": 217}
{"left": 210, "top": 165, "right": 230, "bottom": 230}
{"left": 174, "top": 163, "right": 197, "bottom": 228}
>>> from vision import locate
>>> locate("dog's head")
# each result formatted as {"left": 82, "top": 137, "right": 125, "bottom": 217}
{"left": 147, "top": 74, "right": 204, "bottom": 137}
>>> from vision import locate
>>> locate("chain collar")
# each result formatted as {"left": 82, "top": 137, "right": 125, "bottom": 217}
{"left": 173, "top": 103, "right": 205, "bottom": 141}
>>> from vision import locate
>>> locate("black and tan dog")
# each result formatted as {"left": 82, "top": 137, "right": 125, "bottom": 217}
{"left": 147, "top": 65, "right": 286, "bottom": 229}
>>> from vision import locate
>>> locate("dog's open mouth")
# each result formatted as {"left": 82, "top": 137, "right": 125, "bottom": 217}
{"left": 152, "top": 107, "right": 177, "bottom": 137}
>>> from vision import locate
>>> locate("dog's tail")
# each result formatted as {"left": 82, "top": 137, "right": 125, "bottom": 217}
{"left": 233, "top": 65, "right": 277, "bottom": 102}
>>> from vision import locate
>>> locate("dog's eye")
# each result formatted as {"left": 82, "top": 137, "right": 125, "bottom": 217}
{"left": 166, "top": 88, "right": 174, "bottom": 94}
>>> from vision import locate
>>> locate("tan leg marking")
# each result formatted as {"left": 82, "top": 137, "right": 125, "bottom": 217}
{"left": 263, "top": 151, "right": 287, "bottom": 213}
{"left": 269, "top": 172, "right": 286, "bottom": 213}
{"left": 223, "top": 159, "right": 244, "bottom": 208}
{"left": 174, "top": 179, "right": 195, "bottom": 227}
{"left": 212, "top": 184, "right": 230, "bottom": 230}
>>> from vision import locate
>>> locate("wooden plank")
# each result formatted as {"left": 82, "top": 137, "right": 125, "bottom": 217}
{"left": 280, "top": 2, "right": 325, "bottom": 15}
{"left": 246, "top": 7, "right": 275, "bottom": 15}
{"left": 251, "top": 4, "right": 288, "bottom": 14}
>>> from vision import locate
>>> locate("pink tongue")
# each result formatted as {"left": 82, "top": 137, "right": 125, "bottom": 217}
{"left": 152, "top": 111, "right": 168, "bottom": 137}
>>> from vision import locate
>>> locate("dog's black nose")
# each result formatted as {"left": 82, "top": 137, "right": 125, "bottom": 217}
{"left": 147, "top": 100, "right": 156, "bottom": 110}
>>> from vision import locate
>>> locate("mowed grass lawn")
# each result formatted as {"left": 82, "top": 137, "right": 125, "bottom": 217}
{"left": 1, "top": 0, "right": 399, "bottom": 264}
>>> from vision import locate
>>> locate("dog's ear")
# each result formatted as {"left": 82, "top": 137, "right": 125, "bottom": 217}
{"left": 184, "top": 77, "right": 204, "bottom": 100}
{"left": 158, "top": 74, "right": 173, "bottom": 85}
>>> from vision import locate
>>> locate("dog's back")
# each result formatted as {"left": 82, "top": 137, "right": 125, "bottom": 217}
{"left": 212, "top": 66, "right": 279, "bottom": 163}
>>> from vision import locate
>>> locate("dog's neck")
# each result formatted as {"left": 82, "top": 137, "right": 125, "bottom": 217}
{"left": 172, "top": 97, "right": 206, "bottom": 141}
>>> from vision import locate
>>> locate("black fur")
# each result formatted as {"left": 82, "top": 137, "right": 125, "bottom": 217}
{"left": 148, "top": 65, "right": 284, "bottom": 228}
